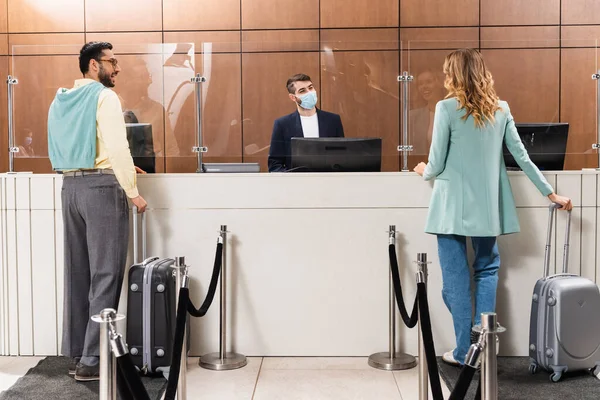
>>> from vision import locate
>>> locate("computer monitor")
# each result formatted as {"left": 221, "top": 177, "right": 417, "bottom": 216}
{"left": 290, "top": 137, "right": 382, "bottom": 172}
{"left": 503, "top": 123, "right": 569, "bottom": 171}
{"left": 125, "top": 123, "right": 156, "bottom": 173}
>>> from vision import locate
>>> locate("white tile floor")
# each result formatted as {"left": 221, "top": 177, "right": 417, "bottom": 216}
{"left": 0, "top": 356, "right": 451, "bottom": 399}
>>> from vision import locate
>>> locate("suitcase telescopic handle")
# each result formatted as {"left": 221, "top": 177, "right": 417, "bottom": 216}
{"left": 132, "top": 206, "right": 147, "bottom": 264}
{"left": 543, "top": 203, "right": 572, "bottom": 277}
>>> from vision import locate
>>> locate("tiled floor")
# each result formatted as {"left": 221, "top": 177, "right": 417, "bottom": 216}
{"left": 0, "top": 356, "right": 451, "bottom": 399}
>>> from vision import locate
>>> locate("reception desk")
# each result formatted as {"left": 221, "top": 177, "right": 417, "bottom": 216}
{"left": 0, "top": 171, "right": 598, "bottom": 358}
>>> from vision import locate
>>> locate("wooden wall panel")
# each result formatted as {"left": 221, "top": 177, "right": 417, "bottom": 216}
{"left": 8, "top": 33, "right": 83, "bottom": 55}
{"left": 0, "top": 57, "right": 7, "bottom": 171}
{"left": 482, "top": 49, "right": 560, "bottom": 123}
{"left": 167, "top": 53, "right": 242, "bottom": 173}
{"left": 401, "top": 0, "right": 479, "bottom": 27}
{"left": 0, "top": 0, "right": 7, "bottom": 33}
{"left": 85, "top": 0, "right": 162, "bottom": 32}
{"left": 8, "top": 0, "right": 84, "bottom": 33}
{"left": 561, "top": 26, "right": 600, "bottom": 48}
{"left": 85, "top": 32, "right": 163, "bottom": 48}
{"left": 321, "top": 0, "right": 399, "bottom": 28}
{"left": 401, "top": 27, "right": 478, "bottom": 50}
{"left": 321, "top": 51, "right": 400, "bottom": 171}
{"left": 480, "top": 27, "right": 560, "bottom": 49}
{"left": 481, "top": 0, "right": 559, "bottom": 26}
{"left": 562, "top": 1, "right": 600, "bottom": 25}
{"left": 321, "top": 29, "right": 399, "bottom": 51}
{"left": 163, "top": 31, "right": 241, "bottom": 53}
{"left": 242, "top": 53, "right": 320, "bottom": 171}
{"left": 242, "top": 0, "right": 319, "bottom": 29}
{"left": 11, "top": 55, "right": 80, "bottom": 173}
{"left": 242, "top": 30, "right": 319, "bottom": 53}
{"left": 163, "top": 0, "right": 240, "bottom": 31}
{"left": 0, "top": 34, "right": 7, "bottom": 55}
{"left": 561, "top": 49, "right": 599, "bottom": 170}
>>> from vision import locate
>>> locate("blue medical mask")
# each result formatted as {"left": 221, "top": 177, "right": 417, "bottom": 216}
{"left": 24, "top": 137, "right": 32, "bottom": 146}
{"left": 297, "top": 91, "right": 317, "bottom": 110}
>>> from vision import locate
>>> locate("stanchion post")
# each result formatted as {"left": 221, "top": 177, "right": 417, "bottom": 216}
{"left": 172, "top": 257, "right": 189, "bottom": 400}
{"left": 191, "top": 73, "right": 208, "bottom": 173}
{"left": 416, "top": 253, "right": 429, "bottom": 400}
{"left": 472, "top": 312, "right": 505, "bottom": 400}
{"left": 368, "top": 225, "right": 416, "bottom": 371}
{"left": 92, "top": 309, "right": 125, "bottom": 400}
{"left": 200, "top": 225, "right": 247, "bottom": 370}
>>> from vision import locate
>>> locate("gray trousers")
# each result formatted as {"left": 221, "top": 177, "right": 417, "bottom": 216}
{"left": 61, "top": 173, "right": 129, "bottom": 358}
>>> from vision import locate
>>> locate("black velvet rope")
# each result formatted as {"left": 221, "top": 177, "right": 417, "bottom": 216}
{"left": 116, "top": 352, "right": 151, "bottom": 400}
{"left": 163, "top": 288, "right": 190, "bottom": 400}
{"left": 117, "top": 359, "right": 134, "bottom": 400}
{"left": 164, "top": 241, "right": 224, "bottom": 400}
{"left": 448, "top": 365, "right": 478, "bottom": 400}
{"left": 474, "top": 377, "right": 482, "bottom": 400}
{"left": 417, "top": 282, "right": 445, "bottom": 400}
{"left": 388, "top": 244, "right": 419, "bottom": 328}
{"left": 187, "top": 242, "right": 223, "bottom": 317}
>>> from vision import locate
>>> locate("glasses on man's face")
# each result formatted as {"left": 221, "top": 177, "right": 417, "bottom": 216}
{"left": 98, "top": 58, "right": 119, "bottom": 68}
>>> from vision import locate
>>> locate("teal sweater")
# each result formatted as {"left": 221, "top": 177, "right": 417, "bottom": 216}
{"left": 47, "top": 81, "right": 105, "bottom": 170}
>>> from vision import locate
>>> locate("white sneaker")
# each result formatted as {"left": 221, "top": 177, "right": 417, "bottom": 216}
{"left": 442, "top": 349, "right": 461, "bottom": 366}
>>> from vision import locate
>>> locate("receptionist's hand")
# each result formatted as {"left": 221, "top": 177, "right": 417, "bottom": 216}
{"left": 413, "top": 162, "right": 426, "bottom": 177}
{"left": 135, "top": 166, "right": 147, "bottom": 174}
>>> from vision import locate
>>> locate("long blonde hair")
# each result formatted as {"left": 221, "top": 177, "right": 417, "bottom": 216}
{"left": 443, "top": 49, "right": 501, "bottom": 128}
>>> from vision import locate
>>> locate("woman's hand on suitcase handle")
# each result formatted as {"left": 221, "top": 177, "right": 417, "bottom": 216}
{"left": 131, "top": 195, "right": 148, "bottom": 213}
{"left": 548, "top": 193, "right": 572, "bottom": 211}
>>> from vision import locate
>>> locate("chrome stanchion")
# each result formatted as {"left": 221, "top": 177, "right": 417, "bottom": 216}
{"left": 200, "top": 225, "right": 247, "bottom": 370}
{"left": 416, "top": 253, "right": 430, "bottom": 400}
{"left": 398, "top": 72, "right": 414, "bottom": 172}
{"left": 7, "top": 76, "right": 19, "bottom": 173}
{"left": 472, "top": 312, "right": 506, "bottom": 400}
{"left": 172, "top": 257, "right": 189, "bottom": 400}
{"left": 368, "top": 225, "right": 417, "bottom": 371}
{"left": 592, "top": 71, "right": 600, "bottom": 170}
{"left": 191, "top": 73, "right": 208, "bottom": 173}
{"left": 92, "top": 308, "right": 125, "bottom": 400}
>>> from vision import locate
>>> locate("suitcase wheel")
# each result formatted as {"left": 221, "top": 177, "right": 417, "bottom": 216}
{"left": 528, "top": 362, "right": 538, "bottom": 375}
{"left": 550, "top": 371, "right": 562, "bottom": 383}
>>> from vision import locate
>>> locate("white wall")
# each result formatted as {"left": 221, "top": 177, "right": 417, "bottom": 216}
{"left": 0, "top": 171, "right": 597, "bottom": 357}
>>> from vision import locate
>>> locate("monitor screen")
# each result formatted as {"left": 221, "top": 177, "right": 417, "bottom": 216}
{"left": 503, "top": 123, "right": 569, "bottom": 171}
{"left": 290, "top": 137, "right": 382, "bottom": 172}
{"left": 125, "top": 123, "right": 156, "bottom": 173}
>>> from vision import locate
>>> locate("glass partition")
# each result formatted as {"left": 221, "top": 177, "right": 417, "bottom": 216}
{"left": 10, "top": 43, "right": 196, "bottom": 173}
{"left": 8, "top": 39, "right": 404, "bottom": 173}
{"left": 406, "top": 39, "right": 600, "bottom": 171}
{"left": 9, "top": 37, "right": 598, "bottom": 173}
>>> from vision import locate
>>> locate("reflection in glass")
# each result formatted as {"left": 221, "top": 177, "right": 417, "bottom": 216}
{"left": 16, "top": 127, "right": 35, "bottom": 158}
{"left": 410, "top": 69, "right": 446, "bottom": 157}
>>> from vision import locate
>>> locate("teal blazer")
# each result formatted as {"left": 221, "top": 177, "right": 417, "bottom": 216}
{"left": 423, "top": 98, "right": 553, "bottom": 237}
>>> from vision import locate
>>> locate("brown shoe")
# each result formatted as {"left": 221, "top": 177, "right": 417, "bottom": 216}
{"left": 74, "top": 362, "right": 100, "bottom": 382}
{"left": 68, "top": 357, "right": 80, "bottom": 375}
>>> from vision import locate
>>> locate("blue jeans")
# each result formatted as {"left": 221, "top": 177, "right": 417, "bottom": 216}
{"left": 437, "top": 235, "right": 500, "bottom": 364}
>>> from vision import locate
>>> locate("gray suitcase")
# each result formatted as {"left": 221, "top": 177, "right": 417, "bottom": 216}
{"left": 528, "top": 203, "right": 600, "bottom": 382}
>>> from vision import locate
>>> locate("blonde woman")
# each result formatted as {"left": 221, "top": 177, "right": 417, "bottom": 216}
{"left": 413, "top": 49, "right": 572, "bottom": 366}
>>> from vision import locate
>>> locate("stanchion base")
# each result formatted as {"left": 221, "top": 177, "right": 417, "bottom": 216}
{"left": 368, "top": 352, "right": 417, "bottom": 371}
{"left": 199, "top": 352, "right": 247, "bottom": 371}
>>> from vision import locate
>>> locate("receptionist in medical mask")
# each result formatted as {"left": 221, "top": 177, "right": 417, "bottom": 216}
{"left": 267, "top": 73, "right": 345, "bottom": 172}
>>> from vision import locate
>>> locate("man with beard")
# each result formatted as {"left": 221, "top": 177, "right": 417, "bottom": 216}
{"left": 47, "top": 42, "right": 147, "bottom": 381}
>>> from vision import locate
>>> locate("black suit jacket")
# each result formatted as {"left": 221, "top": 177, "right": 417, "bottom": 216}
{"left": 267, "top": 109, "right": 344, "bottom": 172}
